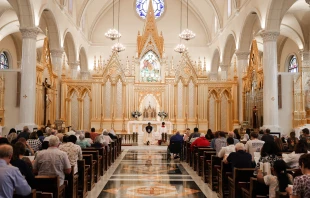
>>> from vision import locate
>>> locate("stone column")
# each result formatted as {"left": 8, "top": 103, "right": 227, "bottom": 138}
{"left": 16, "top": 27, "right": 39, "bottom": 131}
{"left": 261, "top": 31, "right": 280, "bottom": 132}
{"left": 50, "top": 49, "right": 64, "bottom": 120}
{"left": 80, "top": 71, "right": 90, "bottom": 80}
{"left": 235, "top": 51, "right": 249, "bottom": 124}
{"left": 219, "top": 64, "right": 229, "bottom": 81}
{"left": 69, "top": 62, "right": 79, "bottom": 79}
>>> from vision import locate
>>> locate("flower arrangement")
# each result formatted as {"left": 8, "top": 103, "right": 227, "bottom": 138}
{"left": 131, "top": 111, "right": 142, "bottom": 118}
{"left": 158, "top": 111, "right": 168, "bottom": 118}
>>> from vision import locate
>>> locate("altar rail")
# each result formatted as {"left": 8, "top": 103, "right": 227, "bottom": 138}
{"left": 117, "top": 133, "right": 138, "bottom": 146}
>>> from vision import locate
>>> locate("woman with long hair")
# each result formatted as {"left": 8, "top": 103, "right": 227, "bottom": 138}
{"left": 257, "top": 160, "right": 292, "bottom": 198}
{"left": 205, "top": 129, "right": 214, "bottom": 140}
{"left": 233, "top": 128, "right": 241, "bottom": 140}
{"left": 287, "top": 131, "right": 298, "bottom": 152}
{"left": 283, "top": 140, "right": 308, "bottom": 169}
{"left": 275, "top": 137, "right": 288, "bottom": 152}
{"left": 10, "top": 142, "right": 35, "bottom": 188}
{"left": 256, "top": 141, "right": 281, "bottom": 170}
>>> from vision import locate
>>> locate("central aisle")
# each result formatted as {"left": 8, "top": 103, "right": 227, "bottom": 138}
{"left": 87, "top": 146, "right": 218, "bottom": 198}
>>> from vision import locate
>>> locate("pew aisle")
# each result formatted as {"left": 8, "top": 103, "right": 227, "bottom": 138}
{"left": 86, "top": 146, "right": 218, "bottom": 198}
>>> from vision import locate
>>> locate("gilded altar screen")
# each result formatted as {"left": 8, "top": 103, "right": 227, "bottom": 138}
{"left": 140, "top": 51, "right": 161, "bottom": 82}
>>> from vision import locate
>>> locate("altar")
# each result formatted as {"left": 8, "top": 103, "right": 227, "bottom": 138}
{"left": 127, "top": 121, "right": 172, "bottom": 134}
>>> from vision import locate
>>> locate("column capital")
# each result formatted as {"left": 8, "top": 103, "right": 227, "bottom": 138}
{"left": 219, "top": 64, "right": 229, "bottom": 71}
{"left": 68, "top": 61, "right": 80, "bottom": 69}
{"left": 50, "top": 49, "right": 64, "bottom": 58}
{"left": 261, "top": 31, "right": 280, "bottom": 42}
{"left": 235, "top": 51, "right": 249, "bottom": 60}
{"left": 20, "top": 27, "right": 40, "bottom": 40}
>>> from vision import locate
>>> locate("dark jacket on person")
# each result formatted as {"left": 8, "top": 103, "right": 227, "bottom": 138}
{"left": 17, "top": 132, "right": 30, "bottom": 140}
{"left": 227, "top": 150, "right": 252, "bottom": 173}
{"left": 261, "top": 134, "right": 274, "bottom": 143}
{"left": 10, "top": 158, "right": 35, "bottom": 188}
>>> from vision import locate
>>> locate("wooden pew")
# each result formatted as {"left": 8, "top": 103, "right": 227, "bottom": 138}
{"left": 228, "top": 168, "right": 255, "bottom": 198}
{"left": 105, "top": 145, "right": 111, "bottom": 168}
{"left": 241, "top": 177, "right": 268, "bottom": 198}
{"left": 83, "top": 147, "right": 105, "bottom": 176}
{"left": 82, "top": 154, "right": 95, "bottom": 190}
{"left": 182, "top": 141, "right": 187, "bottom": 161}
{"left": 276, "top": 192, "right": 289, "bottom": 198}
{"left": 111, "top": 142, "right": 115, "bottom": 163}
{"left": 202, "top": 151, "right": 216, "bottom": 183}
{"left": 186, "top": 142, "right": 191, "bottom": 164}
{"left": 118, "top": 137, "right": 122, "bottom": 155}
{"left": 82, "top": 150, "right": 101, "bottom": 182}
{"left": 78, "top": 160, "right": 88, "bottom": 198}
{"left": 196, "top": 147, "right": 214, "bottom": 176}
{"left": 34, "top": 175, "right": 66, "bottom": 198}
{"left": 65, "top": 166, "right": 79, "bottom": 198}
{"left": 208, "top": 155, "right": 222, "bottom": 191}
{"left": 14, "top": 190, "right": 37, "bottom": 198}
{"left": 217, "top": 161, "right": 232, "bottom": 198}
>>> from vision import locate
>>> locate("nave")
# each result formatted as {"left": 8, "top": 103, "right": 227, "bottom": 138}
{"left": 88, "top": 146, "right": 217, "bottom": 198}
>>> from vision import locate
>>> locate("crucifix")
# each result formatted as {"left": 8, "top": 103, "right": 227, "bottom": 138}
{"left": 43, "top": 78, "right": 51, "bottom": 126}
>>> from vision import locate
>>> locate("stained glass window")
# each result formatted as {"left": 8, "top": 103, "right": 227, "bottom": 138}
{"left": 0, "top": 52, "right": 9, "bottom": 69}
{"left": 288, "top": 55, "right": 298, "bottom": 73}
{"left": 227, "top": 0, "right": 232, "bottom": 17}
{"left": 140, "top": 51, "right": 161, "bottom": 82}
{"left": 136, "top": 0, "right": 164, "bottom": 19}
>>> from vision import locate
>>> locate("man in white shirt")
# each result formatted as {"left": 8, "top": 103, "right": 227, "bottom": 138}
{"left": 158, "top": 122, "right": 167, "bottom": 136}
{"left": 245, "top": 132, "right": 264, "bottom": 161}
{"left": 218, "top": 137, "right": 236, "bottom": 160}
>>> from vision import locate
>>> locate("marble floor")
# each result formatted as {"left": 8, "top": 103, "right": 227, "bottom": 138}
{"left": 87, "top": 146, "right": 218, "bottom": 198}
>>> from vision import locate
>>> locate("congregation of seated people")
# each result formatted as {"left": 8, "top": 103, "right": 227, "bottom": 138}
{"left": 171, "top": 126, "right": 310, "bottom": 198}
{"left": 0, "top": 126, "right": 121, "bottom": 198}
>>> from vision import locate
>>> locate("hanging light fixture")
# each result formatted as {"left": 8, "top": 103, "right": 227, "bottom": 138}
{"left": 179, "top": 0, "right": 195, "bottom": 41}
{"left": 175, "top": 0, "right": 187, "bottom": 53}
{"left": 112, "top": 0, "right": 125, "bottom": 52}
{"left": 105, "top": 0, "right": 121, "bottom": 40}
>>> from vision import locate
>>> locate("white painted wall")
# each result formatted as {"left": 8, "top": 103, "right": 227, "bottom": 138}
{"left": 279, "top": 38, "right": 300, "bottom": 72}
{"left": 0, "top": 36, "right": 20, "bottom": 135}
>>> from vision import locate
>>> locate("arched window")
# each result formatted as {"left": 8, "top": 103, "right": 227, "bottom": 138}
{"left": 288, "top": 55, "right": 298, "bottom": 73}
{"left": 0, "top": 52, "right": 9, "bottom": 69}
{"left": 136, "top": 0, "right": 164, "bottom": 19}
{"left": 68, "top": 0, "right": 73, "bottom": 14}
{"left": 227, "top": 0, "right": 232, "bottom": 17}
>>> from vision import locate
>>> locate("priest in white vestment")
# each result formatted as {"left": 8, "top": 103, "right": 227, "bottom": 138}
{"left": 143, "top": 122, "right": 153, "bottom": 145}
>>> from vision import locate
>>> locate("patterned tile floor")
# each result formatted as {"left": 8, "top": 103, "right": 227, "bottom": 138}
{"left": 86, "top": 146, "right": 218, "bottom": 198}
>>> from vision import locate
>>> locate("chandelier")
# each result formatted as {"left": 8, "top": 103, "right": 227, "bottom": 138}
{"left": 105, "top": 0, "right": 121, "bottom": 40}
{"left": 105, "top": 29, "right": 121, "bottom": 40}
{"left": 174, "top": 43, "right": 187, "bottom": 53}
{"left": 112, "top": 42, "right": 125, "bottom": 52}
{"left": 179, "top": 0, "right": 195, "bottom": 41}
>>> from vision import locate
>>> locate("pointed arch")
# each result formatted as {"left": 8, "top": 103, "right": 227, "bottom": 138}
{"left": 222, "top": 34, "right": 237, "bottom": 66}
{"left": 79, "top": 46, "right": 88, "bottom": 71}
{"left": 63, "top": 31, "right": 77, "bottom": 63}
{"left": 7, "top": 0, "right": 35, "bottom": 28}
{"left": 38, "top": 9, "right": 61, "bottom": 50}
{"left": 211, "top": 48, "right": 220, "bottom": 72}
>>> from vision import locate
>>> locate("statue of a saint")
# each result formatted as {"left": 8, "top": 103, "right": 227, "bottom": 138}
{"left": 253, "top": 106, "right": 258, "bottom": 129}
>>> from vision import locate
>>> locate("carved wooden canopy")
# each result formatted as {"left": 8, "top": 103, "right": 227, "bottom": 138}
{"left": 137, "top": 1, "right": 164, "bottom": 59}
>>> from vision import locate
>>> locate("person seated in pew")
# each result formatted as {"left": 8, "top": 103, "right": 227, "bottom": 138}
{"left": 76, "top": 134, "right": 91, "bottom": 149}
{"left": 225, "top": 143, "right": 252, "bottom": 169}
{"left": 190, "top": 133, "right": 210, "bottom": 151}
{"left": 215, "top": 131, "right": 227, "bottom": 154}
{"left": 283, "top": 140, "right": 308, "bottom": 169}
{"left": 92, "top": 135, "right": 109, "bottom": 151}
{"left": 90, "top": 127, "right": 99, "bottom": 141}
{"left": 101, "top": 129, "right": 113, "bottom": 144}
{"left": 0, "top": 144, "right": 32, "bottom": 198}
{"left": 188, "top": 127, "right": 200, "bottom": 142}
{"left": 255, "top": 141, "right": 281, "bottom": 171}
{"left": 59, "top": 135, "right": 82, "bottom": 174}
{"left": 257, "top": 160, "right": 293, "bottom": 198}
{"left": 286, "top": 153, "right": 310, "bottom": 198}
{"left": 33, "top": 135, "right": 71, "bottom": 186}
{"left": 167, "top": 131, "right": 183, "bottom": 159}
{"left": 108, "top": 129, "right": 118, "bottom": 141}
{"left": 228, "top": 131, "right": 239, "bottom": 145}
{"left": 275, "top": 136, "right": 288, "bottom": 152}
{"left": 233, "top": 128, "right": 241, "bottom": 140}
{"left": 245, "top": 132, "right": 265, "bottom": 162}
{"left": 287, "top": 131, "right": 299, "bottom": 152}
{"left": 218, "top": 137, "right": 235, "bottom": 160}
{"left": 85, "top": 132, "right": 93, "bottom": 144}
{"left": 210, "top": 131, "right": 219, "bottom": 149}
{"left": 205, "top": 129, "right": 214, "bottom": 141}
{"left": 10, "top": 142, "right": 35, "bottom": 188}
{"left": 183, "top": 128, "right": 190, "bottom": 142}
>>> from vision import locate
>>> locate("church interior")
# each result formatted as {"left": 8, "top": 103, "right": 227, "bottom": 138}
{"left": 0, "top": 0, "right": 310, "bottom": 197}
